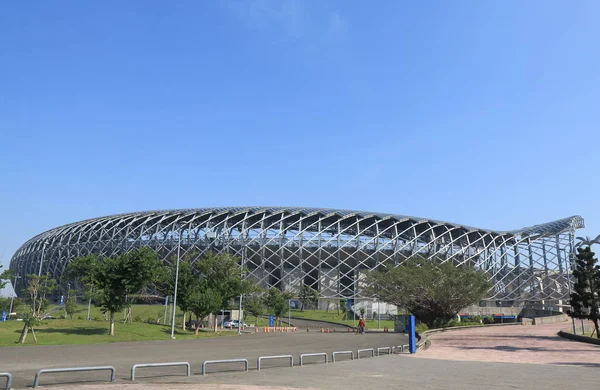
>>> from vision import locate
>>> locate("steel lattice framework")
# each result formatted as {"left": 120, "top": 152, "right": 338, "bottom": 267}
{"left": 10, "top": 207, "right": 584, "bottom": 306}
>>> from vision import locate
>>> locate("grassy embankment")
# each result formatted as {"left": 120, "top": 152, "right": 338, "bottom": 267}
{"left": 0, "top": 304, "right": 235, "bottom": 347}
{"left": 289, "top": 309, "right": 396, "bottom": 329}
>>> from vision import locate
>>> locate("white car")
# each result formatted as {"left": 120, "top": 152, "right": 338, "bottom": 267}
{"left": 222, "top": 320, "right": 248, "bottom": 329}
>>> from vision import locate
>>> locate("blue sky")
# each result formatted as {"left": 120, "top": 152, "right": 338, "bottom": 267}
{"left": 1, "top": 1, "right": 600, "bottom": 268}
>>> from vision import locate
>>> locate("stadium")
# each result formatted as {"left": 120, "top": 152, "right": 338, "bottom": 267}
{"left": 10, "top": 207, "right": 584, "bottom": 310}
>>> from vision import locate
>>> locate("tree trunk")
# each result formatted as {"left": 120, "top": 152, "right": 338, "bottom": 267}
{"left": 593, "top": 318, "right": 600, "bottom": 339}
{"left": 300, "top": 302, "right": 304, "bottom": 312}
{"left": 182, "top": 311, "right": 187, "bottom": 330}
{"left": 18, "top": 323, "right": 29, "bottom": 344}
{"left": 109, "top": 311, "right": 115, "bottom": 336}
{"left": 194, "top": 315, "right": 200, "bottom": 335}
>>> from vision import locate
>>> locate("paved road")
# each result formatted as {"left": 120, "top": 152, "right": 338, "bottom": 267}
{"left": 416, "top": 321, "right": 600, "bottom": 366}
{"left": 0, "top": 330, "right": 406, "bottom": 388}
{"left": 51, "top": 353, "right": 600, "bottom": 390}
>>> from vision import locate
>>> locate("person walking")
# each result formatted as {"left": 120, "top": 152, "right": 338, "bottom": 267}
{"left": 358, "top": 318, "right": 365, "bottom": 335}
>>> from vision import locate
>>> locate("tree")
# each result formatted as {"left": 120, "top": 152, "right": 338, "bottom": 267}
{"left": 64, "top": 289, "right": 77, "bottom": 319}
{"left": 364, "top": 258, "right": 492, "bottom": 328}
{"left": 187, "top": 287, "right": 222, "bottom": 335}
{"left": 569, "top": 246, "right": 600, "bottom": 338}
{"left": 194, "top": 252, "right": 257, "bottom": 309}
{"left": 18, "top": 274, "right": 58, "bottom": 344}
{"left": 67, "top": 248, "right": 161, "bottom": 336}
{"left": 298, "top": 285, "right": 319, "bottom": 311}
{"left": 154, "top": 259, "right": 199, "bottom": 330}
{"left": 339, "top": 298, "right": 348, "bottom": 318}
{"left": 0, "top": 264, "right": 11, "bottom": 290}
{"left": 244, "top": 295, "right": 264, "bottom": 326}
{"left": 262, "top": 288, "right": 293, "bottom": 325}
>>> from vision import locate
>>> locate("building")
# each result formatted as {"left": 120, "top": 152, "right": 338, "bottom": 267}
{"left": 9, "top": 207, "right": 584, "bottom": 309}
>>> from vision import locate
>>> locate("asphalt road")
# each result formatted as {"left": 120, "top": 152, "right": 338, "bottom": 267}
{"left": 0, "top": 330, "right": 406, "bottom": 388}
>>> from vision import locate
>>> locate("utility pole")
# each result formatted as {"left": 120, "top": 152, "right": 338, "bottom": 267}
{"left": 170, "top": 227, "right": 182, "bottom": 339}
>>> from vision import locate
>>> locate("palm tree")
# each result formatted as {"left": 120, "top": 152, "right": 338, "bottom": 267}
{"left": 576, "top": 235, "right": 600, "bottom": 248}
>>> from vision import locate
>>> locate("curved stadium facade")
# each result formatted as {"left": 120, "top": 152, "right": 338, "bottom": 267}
{"left": 10, "top": 207, "right": 584, "bottom": 308}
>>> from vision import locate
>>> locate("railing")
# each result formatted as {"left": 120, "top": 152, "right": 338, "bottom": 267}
{"left": 257, "top": 355, "right": 294, "bottom": 371}
{"left": 357, "top": 348, "right": 375, "bottom": 359}
{"left": 33, "top": 366, "right": 116, "bottom": 388}
{"left": 0, "top": 373, "right": 11, "bottom": 390}
{"left": 299, "top": 353, "right": 328, "bottom": 366}
{"left": 393, "top": 345, "right": 405, "bottom": 353}
{"left": 202, "top": 359, "right": 249, "bottom": 376}
{"left": 331, "top": 351, "right": 354, "bottom": 362}
{"left": 377, "top": 347, "right": 391, "bottom": 356}
{"left": 131, "top": 362, "right": 190, "bottom": 381}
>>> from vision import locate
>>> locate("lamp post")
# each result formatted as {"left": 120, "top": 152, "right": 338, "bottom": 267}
{"left": 353, "top": 275, "right": 357, "bottom": 330}
{"left": 8, "top": 275, "right": 21, "bottom": 319}
{"left": 86, "top": 283, "right": 93, "bottom": 320}
{"left": 37, "top": 240, "right": 50, "bottom": 277}
{"left": 170, "top": 227, "right": 183, "bottom": 339}
{"left": 237, "top": 247, "right": 245, "bottom": 335}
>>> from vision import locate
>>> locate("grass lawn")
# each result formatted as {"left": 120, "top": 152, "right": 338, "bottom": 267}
{"left": 289, "top": 310, "right": 396, "bottom": 329}
{"left": 0, "top": 304, "right": 237, "bottom": 347}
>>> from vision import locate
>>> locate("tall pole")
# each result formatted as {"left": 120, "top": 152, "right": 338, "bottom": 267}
{"left": 237, "top": 249, "right": 244, "bottom": 334}
{"left": 378, "top": 299, "right": 381, "bottom": 329}
{"left": 288, "top": 298, "right": 291, "bottom": 327}
{"left": 37, "top": 240, "right": 49, "bottom": 277}
{"left": 568, "top": 232, "right": 577, "bottom": 334}
{"left": 87, "top": 284, "right": 93, "bottom": 320}
{"left": 353, "top": 276, "right": 357, "bottom": 330}
{"left": 170, "top": 228, "right": 182, "bottom": 339}
{"left": 163, "top": 295, "right": 169, "bottom": 325}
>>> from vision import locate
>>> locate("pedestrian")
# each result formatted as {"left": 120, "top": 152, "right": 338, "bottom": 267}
{"left": 358, "top": 318, "right": 365, "bottom": 334}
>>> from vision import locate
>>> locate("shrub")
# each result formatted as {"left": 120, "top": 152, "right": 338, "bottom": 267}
{"left": 415, "top": 323, "right": 428, "bottom": 334}
{"left": 133, "top": 315, "right": 143, "bottom": 323}
{"left": 77, "top": 315, "right": 84, "bottom": 320}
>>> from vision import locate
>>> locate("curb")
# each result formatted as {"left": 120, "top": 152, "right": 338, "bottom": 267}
{"left": 557, "top": 330, "right": 600, "bottom": 346}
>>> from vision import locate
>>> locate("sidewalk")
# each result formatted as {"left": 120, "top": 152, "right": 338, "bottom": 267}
{"left": 416, "top": 321, "right": 600, "bottom": 366}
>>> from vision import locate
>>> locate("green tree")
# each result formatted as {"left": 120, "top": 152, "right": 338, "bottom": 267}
{"left": 187, "top": 287, "right": 222, "bottom": 335}
{"left": 244, "top": 295, "right": 264, "bottom": 326}
{"left": 18, "top": 274, "right": 58, "bottom": 344}
{"left": 67, "top": 248, "right": 161, "bottom": 336}
{"left": 0, "top": 265, "right": 11, "bottom": 290}
{"left": 64, "top": 289, "right": 77, "bottom": 319}
{"left": 569, "top": 246, "right": 600, "bottom": 338}
{"left": 298, "top": 285, "right": 319, "bottom": 311}
{"left": 364, "top": 258, "right": 492, "bottom": 328}
{"left": 154, "top": 258, "right": 199, "bottom": 330}
{"left": 339, "top": 298, "right": 348, "bottom": 318}
{"left": 194, "top": 252, "right": 257, "bottom": 308}
{"left": 262, "top": 288, "right": 293, "bottom": 325}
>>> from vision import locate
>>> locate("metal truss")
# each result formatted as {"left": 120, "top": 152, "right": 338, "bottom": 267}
{"left": 9, "top": 207, "right": 584, "bottom": 306}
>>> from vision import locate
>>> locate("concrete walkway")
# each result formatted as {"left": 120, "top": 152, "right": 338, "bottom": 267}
{"left": 417, "top": 321, "right": 600, "bottom": 366}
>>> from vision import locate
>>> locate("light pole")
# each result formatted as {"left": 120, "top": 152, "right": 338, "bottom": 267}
{"left": 37, "top": 240, "right": 50, "bottom": 277}
{"left": 86, "top": 283, "right": 93, "bottom": 320}
{"left": 170, "top": 227, "right": 183, "bottom": 339}
{"left": 353, "top": 276, "right": 357, "bottom": 330}
{"left": 237, "top": 247, "right": 245, "bottom": 335}
{"left": 8, "top": 275, "right": 21, "bottom": 319}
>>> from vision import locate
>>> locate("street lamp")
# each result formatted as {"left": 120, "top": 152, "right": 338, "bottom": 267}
{"left": 37, "top": 240, "right": 50, "bottom": 277}
{"left": 353, "top": 275, "right": 358, "bottom": 330}
{"left": 170, "top": 227, "right": 183, "bottom": 339}
{"left": 237, "top": 246, "right": 245, "bottom": 335}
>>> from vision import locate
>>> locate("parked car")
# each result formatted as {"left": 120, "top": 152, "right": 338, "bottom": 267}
{"left": 222, "top": 320, "right": 248, "bottom": 329}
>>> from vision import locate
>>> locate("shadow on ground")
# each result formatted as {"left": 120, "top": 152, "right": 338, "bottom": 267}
{"left": 35, "top": 327, "right": 108, "bottom": 336}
